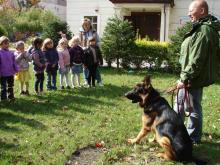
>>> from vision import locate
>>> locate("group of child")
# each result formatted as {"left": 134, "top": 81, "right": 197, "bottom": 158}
{"left": 0, "top": 34, "right": 103, "bottom": 101}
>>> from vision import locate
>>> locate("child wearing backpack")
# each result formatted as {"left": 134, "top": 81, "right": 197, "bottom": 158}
{"left": 32, "top": 37, "right": 45, "bottom": 96}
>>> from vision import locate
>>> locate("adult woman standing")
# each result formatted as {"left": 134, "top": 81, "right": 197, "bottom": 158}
{"left": 79, "top": 18, "right": 104, "bottom": 87}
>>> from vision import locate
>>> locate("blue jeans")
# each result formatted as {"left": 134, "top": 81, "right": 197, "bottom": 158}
{"left": 96, "top": 67, "right": 102, "bottom": 83}
{"left": 46, "top": 72, "right": 57, "bottom": 90}
{"left": 83, "top": 67, "right": 102, "bottom": 83}
{"left": 35, "top": 73, "right": 44, "bottom": 92}
{"left": 174, "top": 88, "right": 203, "bottom": 143}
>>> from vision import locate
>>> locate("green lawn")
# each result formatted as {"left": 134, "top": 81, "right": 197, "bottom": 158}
{"left": 0, "top": 68, "right": 220, "bottom": 165}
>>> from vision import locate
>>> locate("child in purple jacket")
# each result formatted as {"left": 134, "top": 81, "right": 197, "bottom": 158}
{"left": 32, "top": 37, "right": 45, "bottom": 96}
{"left": 0, "top": 36, "right": 18, "bottom": 101}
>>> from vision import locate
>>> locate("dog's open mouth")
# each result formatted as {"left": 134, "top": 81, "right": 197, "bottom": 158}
{"left": 125, "top": 91, "right": 142, "bottom": 103}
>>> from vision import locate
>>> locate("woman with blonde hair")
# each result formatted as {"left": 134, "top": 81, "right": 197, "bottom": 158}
{"left": 79, "top": 17, "right": 104, "bottom": 86}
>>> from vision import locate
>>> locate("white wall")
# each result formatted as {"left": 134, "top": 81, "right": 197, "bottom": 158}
{"left": 66, "top": 0, "right": 220, "bottom": 41}
{"left": 39, "top": 0, "right": 66, "bottom": 21}
{"left": 169, "top": 0, "right": 220, "bottom": 37}
{"left": 66, "top": 0, "right": 115, "bottom": 37}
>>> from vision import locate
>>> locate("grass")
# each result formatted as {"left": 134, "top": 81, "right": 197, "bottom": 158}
{"left": 0, "top": 68, "right": 220, "bottom": 165}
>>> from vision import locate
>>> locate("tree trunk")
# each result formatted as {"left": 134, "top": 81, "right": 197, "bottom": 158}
{"left": 116, "top": 58, "right": 119, "bottom": 69}
{"left": 107, "top": 61, "right": 112, "bottom": 68}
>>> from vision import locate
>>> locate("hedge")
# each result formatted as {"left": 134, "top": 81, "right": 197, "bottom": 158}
{"left": 128, "top": 39, "right": 169, "bottom": 69}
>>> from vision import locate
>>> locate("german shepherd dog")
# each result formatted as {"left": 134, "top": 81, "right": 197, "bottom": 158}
{"left": 125, "top": 75, "right": 193, "bottom": 162}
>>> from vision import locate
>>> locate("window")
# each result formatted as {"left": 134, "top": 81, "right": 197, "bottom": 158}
{"left": 84, "top": 16, "right": 98, "bottom": 31}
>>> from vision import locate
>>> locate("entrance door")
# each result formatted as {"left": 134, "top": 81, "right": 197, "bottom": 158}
{"left": 125, "top": 12, "right": 161, "bottom": 40}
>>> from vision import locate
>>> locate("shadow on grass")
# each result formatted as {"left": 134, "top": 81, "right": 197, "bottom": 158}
{"left": 100, "top": 67, "right": 177, "bottom": 79}
{"left": 194, "top": 141, "right": 220, "bottom": 164}
{"left": 193, "top": 132, "right": 220, "bottom": 164}
{"left": 0, "top": 139, "right": 18, "bottom": 150}
{"left": 0, "top": 84, "right": 130, "bottom": 131}
{"left": 0, "top": 111, "right": 46, "bottom": 132}
{"left": 74, "top": 84, "right": 130, "bottom": 99}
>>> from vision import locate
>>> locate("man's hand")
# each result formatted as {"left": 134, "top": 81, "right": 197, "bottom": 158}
{"left": 176, "top": 80, "right": 185, "bottom": 89}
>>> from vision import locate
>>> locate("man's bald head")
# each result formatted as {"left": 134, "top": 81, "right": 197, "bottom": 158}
{"left": 188, "top": 0, "right": 209, "bottom": 22}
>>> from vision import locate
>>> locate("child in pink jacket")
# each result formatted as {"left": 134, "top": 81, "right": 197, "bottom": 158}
{"left": 57, "top": 38, "right": 71, "bottom": 89}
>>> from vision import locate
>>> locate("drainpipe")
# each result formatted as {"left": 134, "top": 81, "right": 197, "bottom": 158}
{"left": 163, "top": 4, "right": 166, "bottom": 41}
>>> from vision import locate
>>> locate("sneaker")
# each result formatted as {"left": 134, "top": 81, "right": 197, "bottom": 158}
{"left": 66, "top": 86, "right": 71, "bottom": 89}
{"left": 35, "top": 91, "right": 40, "bottom": 96}
{"left": 9, "top": 97, "right": 15, "bottom": 102}
{"left": 83, "top": 82, "right": 89, "bottom": 86}
{"left": 20, "top": 91, "right": 25, "bottom": 95}
{"left": 61, "top": 86, "right": 65, "bottom": 90}
{"left": 192, "top": 140, "right": 201, "bottom": 146}
{"left": 98, "top": 82, "right": 104, "bottom": 87}
{"left": 25, "top": 90, "right": 30, "bottom": 96}
{"left": 52, "top": 86, "right": 57, "bottom": 91}
{"left": 84, "top": 84, "right": 90, "bottom": 88}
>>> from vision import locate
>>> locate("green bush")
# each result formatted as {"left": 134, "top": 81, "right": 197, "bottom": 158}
{"left": 101, "top": 16, "right": 136, "bottom": 69}
{"left": 133, "top": 39, "right": 169, "bottom": 69}
{"left": 0, "top": 24, "right": 7, "bottom": 36}
{"left": 13, "top": 8, "right": 58, "bottom": 33}
{"left": 41, "top": 20, "right": 72, "bottom": 47}
{"left": 0, "top": 9, "right": 19, "bottom": 37}
{"left": 167, "top": 22, "right": 192, "bottom": 73}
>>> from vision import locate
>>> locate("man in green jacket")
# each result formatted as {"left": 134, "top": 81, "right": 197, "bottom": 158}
{"left": 174, "top": 0, "right": 220, "bottom": 144}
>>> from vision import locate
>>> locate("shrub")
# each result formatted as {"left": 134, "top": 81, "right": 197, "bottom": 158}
{"left": 133, "top": 39, "right": 169, "bottom": 69}
{"left": 13, "top": 8, "right": 58, "bottom": 33}
{"left": 41, "top": 20, "right": 72, "bottom": 47}
{"left": 0, "top": 7, "right": 62, "bottom": 41}
{"left": 0, "top": 9, "right": 19, "bottom": 38}
{"left": 0, "top": 24, "right": 7, "bottom": 36}
{"left": 101, "top": 16, "right": 136, "bottom": 69}
{"left": 167, "top": 22, "right": 192, "bottom": 73}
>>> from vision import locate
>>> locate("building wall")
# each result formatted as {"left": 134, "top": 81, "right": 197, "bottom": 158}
{"left": 66, "top": 0, "right": 220, "bottom": 41}
{"left": 39, "top": 0, "right": 66, "bottom": 21}
{"left": 169, "top": 0, "right": 220, "bottom": 37}
{"left": 66, "top": 0, "right": 115, "bottom": 36}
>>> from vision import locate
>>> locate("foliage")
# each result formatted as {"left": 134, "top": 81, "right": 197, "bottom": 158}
{"left": 133, "top": 39, "right": 169, "bottom": 69}
{"left": 41, "top": 20, "right": 72, "bottom": 47}
{"left": 167, "top": 22, "right": 192, "bottom": 73}
{"left": 101, "top": 16, "right": 136, "bottom": 69}
{"left": 13, "top": 8, "right": 58, "bottom": 33}
{"left": 0, "top": 68, "right": 220, "bottom": 164}
{"left": 0, "top": 7, "right": 61, "bottom": 40}
{"left": 0, "top": 24, "right": 7, "bottom": 36}
{"left": 0, "top": 9, "right": 19, "bottom": 37}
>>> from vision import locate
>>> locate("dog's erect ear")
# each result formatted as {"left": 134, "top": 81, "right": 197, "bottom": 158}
{"left": 143, "top": 75, "right": 151, "bottom": 86}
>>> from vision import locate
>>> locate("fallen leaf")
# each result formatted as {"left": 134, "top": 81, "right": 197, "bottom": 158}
{"left": 95, "top": 142, "right": 103, "bottom": 148}
{"left": 62, "top": 106, "right": 69, "bottom": 111}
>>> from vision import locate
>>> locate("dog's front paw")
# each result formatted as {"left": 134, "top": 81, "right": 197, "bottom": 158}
{"left": 127, "top": 138, "right": 140, "bottom": 144}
